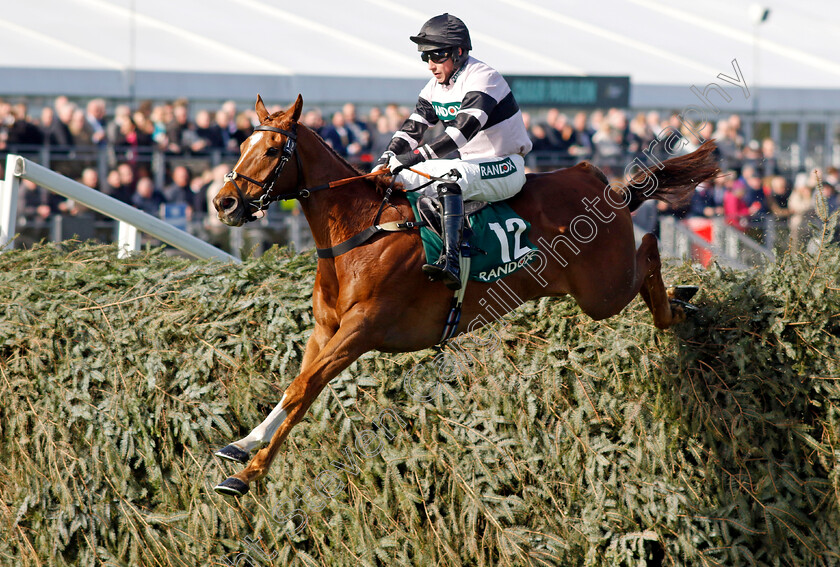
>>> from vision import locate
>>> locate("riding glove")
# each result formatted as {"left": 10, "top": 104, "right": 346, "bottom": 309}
{"left": 389, "top": 148, "right": 427, "bottom": 175}
{"left": 372, "top": 151, "right": 394, "bottom": 173}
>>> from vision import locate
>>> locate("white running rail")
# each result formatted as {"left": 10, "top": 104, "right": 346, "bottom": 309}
{"left": 1, "top": 154, "right": 239, "bottom": 263}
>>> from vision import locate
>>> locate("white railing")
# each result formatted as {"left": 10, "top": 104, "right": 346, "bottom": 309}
{"left": 1, "top": 154, "right": 239, "bottom": 263}
{"left": 656, "top": 216, "right": 775, "bottom": 269}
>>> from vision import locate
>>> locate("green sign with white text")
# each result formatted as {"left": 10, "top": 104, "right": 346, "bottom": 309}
{"left": 505, "top": 76, "right": 630, "bottom": 108}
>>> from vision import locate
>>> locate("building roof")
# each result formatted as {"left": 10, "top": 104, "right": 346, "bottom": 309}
{"left": 2, "top": 0, "right": 839, "bottom": 111}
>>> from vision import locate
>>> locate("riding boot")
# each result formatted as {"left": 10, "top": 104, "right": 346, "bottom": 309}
{"left": 422, "top": 183, "right": 464, "bottom": 290}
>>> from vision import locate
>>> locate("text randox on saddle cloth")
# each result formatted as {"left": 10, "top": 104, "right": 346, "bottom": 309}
{"left": 406, "top": 191, "right": 539, "bottom": 283}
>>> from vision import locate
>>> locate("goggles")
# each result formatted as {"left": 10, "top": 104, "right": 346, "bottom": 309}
{"left": 421, "top": 49, "right": 452, "bottom": 64}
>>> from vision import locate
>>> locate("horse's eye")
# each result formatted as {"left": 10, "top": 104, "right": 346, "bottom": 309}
{"left": 265, "top": 147, "right": 280, "bottom": 157}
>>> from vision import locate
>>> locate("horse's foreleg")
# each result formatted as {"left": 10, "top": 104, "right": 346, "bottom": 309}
{"left": 215, "top": 314, "right": 371, "bottom": 496}
{"left": 635, "top": 233, "right": 686, "bottom": 330}
{"left": 215, "top": 324, "right": 335, "bottom": 465}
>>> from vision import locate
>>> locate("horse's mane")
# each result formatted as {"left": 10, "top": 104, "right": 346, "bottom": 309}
{"left": 267, "top": 113, "right": 394, "bottom": 195}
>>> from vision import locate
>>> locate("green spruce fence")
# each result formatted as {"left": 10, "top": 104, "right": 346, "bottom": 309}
{"left": 1, "top": 221, "right": 839, "bottom": 566}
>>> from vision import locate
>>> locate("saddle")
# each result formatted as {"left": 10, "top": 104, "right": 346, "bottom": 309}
{"left": 415, "top": 195, "right": 488, "bottom": 240}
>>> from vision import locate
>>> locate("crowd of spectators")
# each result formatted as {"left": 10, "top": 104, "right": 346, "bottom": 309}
{"left": 1, "top": 95, "right": 838, "bottom": 252}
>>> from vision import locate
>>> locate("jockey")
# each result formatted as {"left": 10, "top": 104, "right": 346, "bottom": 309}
{"left": 374, "top": 13, "right": 532, "bottom": 290}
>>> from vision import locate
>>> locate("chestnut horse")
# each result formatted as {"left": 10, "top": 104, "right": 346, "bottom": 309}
{"left": 210, "top": 95, "right": 719, "bottom": 496}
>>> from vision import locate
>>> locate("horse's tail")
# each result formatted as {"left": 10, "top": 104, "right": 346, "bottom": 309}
{"left": 625, "top": 139, "right": 720, "bottom": 212}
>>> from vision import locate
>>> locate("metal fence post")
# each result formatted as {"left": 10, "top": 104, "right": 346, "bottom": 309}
{"left": 117, "top": 221, "right": 142, "bottom": 258}
{"left": 1, "top": 155, "right": 23, "bottom": 251}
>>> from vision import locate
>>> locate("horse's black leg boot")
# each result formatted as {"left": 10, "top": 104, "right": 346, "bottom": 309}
{"left": 422, "top": 183, "right": 464, "bottom": 290}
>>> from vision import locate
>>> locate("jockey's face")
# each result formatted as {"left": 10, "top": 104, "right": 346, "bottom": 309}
{"left": 426, "top": 47, "right": 461, "bottom": 84}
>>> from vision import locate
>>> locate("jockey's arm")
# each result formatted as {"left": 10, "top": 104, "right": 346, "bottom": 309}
{"left": 387, "top": 91, "right": 493, "bottom": 163}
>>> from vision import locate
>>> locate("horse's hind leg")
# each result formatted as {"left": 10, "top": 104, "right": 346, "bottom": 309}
{"left": 635, "top": 233, "right": 686, "bottom": 330}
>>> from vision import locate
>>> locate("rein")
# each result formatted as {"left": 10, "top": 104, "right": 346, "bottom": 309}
{"left": 225, "top": 122, "right": 398, "bottom": 220}
{"left": 225, "top": 120, "right": 463, "bottom": 257}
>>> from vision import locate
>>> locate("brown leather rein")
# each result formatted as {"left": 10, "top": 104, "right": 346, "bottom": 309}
{"left": 224, "top": 121, "right": 451, "bottom": 257}
{"left": 224, "top": 122, "right": 392, "bottom": 222}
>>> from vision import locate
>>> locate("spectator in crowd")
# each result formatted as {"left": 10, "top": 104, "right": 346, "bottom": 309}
{"left": 321, "top": 111, "right": 361, "bottom": 158}
{"left": 132, "top": 111, "right": 155, "bottom": 147}
{"left": 713, "top": 118, "right": 742, "bottom": 171}
{"left": 342, "top": 102, "right": 371, "bottom": 155}
{"left": 767, "top": 175, "right": 791, "bottom": 220}
{"left": 741, "top": 139, "right": 762, "bottom": 171}
{"left": 40, "top": 106, "right": 73, "bottom": 146}
{"left": 688, "top": 180, "right": 722, "bottom": 218}
{"left": 724, "top": 179, "right": 754, "bottom": 231}
{"left": 7, "top": 102, "right": 44, "bottom": 146}
{"left": 541, "top": 109, "right": 564, "bottom": 149}
{"left": 230, "top": 111, "right": 255, "bottom": 149}
{"left": 383, "top": 103, "right": 406, "bottom": 132}
{"left": 820, "top": 181, "right": 839, "bottom": 216}
{"left": 0, "top": 100, "right": 10, "bottom": 150}
{"left": 788, "top": 173, "right": 814, "bottom": 250}
{"left": 189, "top": 109, "right": 225, "bottom": 153}
{"left": 757, "top": 138, "right": 780, "bottom": 178}
{"left": 591, "top": 121, "right": 622, "bottom": 165}
{"left": 163, "top": 165, "right": 192, "bottom": 205}
{"left": 572, "top": 111, "right": 595, "bottom": 158}
{"left": 104, "top": 168, "right": 132, "bottom": 204}
{"left": 528, "top": 122, "right": 555, "bottom": 153}
{"left": 68, "top": 108, "right": 94, "bottom": 146}
{"left": 628, "top": 111, "right": 653, "bottom": 154}
{"left": 85, "top": 98, "right": 108, "bottom": 146}
{"left": 117, "top": 163, "right": 136, "bottom": 199}
{"left": 221, "top": 100, "right": 238, "bottom": 136}
{"left": 739, "top": 165, "right": 769, "bottom": 234}
{"left": 213, "top": 109, "right": 233, "bottom": 149}
{"left": 18, "top": 178, "right": 62, "bottom": 226}
{"left": 825, "top": 166, "right": 840, "bottom": 187}
{"left": 610, "top": 109, "right": 639, "bottom": 155}
{"left": 369, "top": 114, "right": 396, "bottom": 159}
{"left": 131, "top": 176, "right": 166, "bottom": 216}
{"left": 549, "top": 114, "right": 579, "bottom": 159}
{"left": 366, "top": 106, "right": 383, "bottom": 134}
{"left": 107, "top": 105, "right": 133, "bottom": 146}
{"left": 301, "top": 108, "right": 325, "bottom": 136}
{"left": 189, "top": 168, "right": 210, "bottom": 219}
{"left": 766, "top": 175, "right": 791, "bottom": 249}
{"left": 55, "top": 168, "right": 97, "bottom": 217}
{"left": 166, "top": 99, "right": 193, "bottom": 153}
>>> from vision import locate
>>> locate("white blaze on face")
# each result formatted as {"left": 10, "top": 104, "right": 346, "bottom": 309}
{"left": 238, "top": 131, "right": 265, "bottom": 167}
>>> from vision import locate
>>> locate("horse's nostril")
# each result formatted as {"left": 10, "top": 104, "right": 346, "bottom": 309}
{"left": 220, "top": 197, "right": 238, "bottom": 213}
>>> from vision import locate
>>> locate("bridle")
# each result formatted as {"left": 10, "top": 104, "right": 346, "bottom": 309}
{"left": 224, "top": 123, "right": 304, "bottom": 220}
{"left": 223, "top": 120, "right": 396, "bottom": 222}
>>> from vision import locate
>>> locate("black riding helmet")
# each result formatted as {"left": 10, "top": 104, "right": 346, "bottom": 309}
{"left": 410, "top": 13, "right": 471, "bottom": 67}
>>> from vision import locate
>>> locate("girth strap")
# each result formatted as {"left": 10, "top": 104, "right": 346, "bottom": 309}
{"left": 316, "top": 220, "right": 426, "bottom": 259}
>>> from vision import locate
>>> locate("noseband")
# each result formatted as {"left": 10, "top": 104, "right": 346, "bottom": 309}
{"left": 224, "top": 123, "right": 304, "bottom": 219}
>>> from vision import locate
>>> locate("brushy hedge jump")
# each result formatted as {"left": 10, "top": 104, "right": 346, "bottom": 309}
{"left": 1, "top": 225, "right": 839, "bottom": 566}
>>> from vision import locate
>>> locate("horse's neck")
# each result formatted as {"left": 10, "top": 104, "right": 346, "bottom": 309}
{"left": 295, "top": 127, "right": 382, "bottom": 250}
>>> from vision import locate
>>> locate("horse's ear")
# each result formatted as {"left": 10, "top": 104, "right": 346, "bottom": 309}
{"left": 288, "top": 94, "right": 303, "bottom": 122}
{"left": 255, "top": 95, "right": 269, "bottom": 123}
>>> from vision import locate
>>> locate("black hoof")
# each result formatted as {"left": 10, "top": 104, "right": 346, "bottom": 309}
{"left": 670, "top": 299, "right": 700, "bottom": 314}
{"left": 668, "top": 285, "right": 699, "bottom": 302}
{"left": 214, "top": 477, "right": 250, "bottom": 497}
{"left": 214, "top": 444, "right": 250, "bottom": 464}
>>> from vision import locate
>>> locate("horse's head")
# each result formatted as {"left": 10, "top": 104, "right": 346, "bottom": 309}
{"left": 214, "top": 94, "right": 303, "bottom": 226}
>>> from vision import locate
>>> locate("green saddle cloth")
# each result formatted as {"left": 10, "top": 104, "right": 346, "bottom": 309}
{"left": 406, "top": 192, "right": 539, "bottom": 283}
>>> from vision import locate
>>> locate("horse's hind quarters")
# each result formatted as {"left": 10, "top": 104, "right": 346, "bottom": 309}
{"left": 214, "top": 477, "right": 250, "bottom": 497}
{"left": 215, "top": 444, "right": 251, "bottom": 464}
